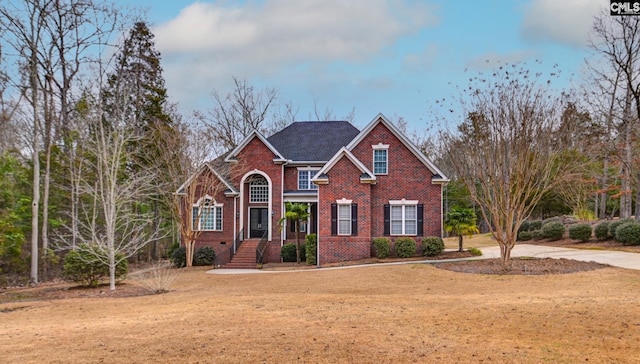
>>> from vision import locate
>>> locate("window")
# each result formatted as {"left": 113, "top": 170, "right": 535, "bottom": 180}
{"left": 298, "top": 169, "right": 319, "bottom": 190}
{"left": 385, "top": 200, "right": 422, "bottom": 236}
{"left": 250, "top": 176, "right": 269, "bottom": 203}
{"left": 372, "top": 144, "right": 389, "bottom": 175}
{"left": 338, "top": 204, "right": 351, "bottom": 235}
{"left": 192, "top": 199, "right": 223, "bottom": 231}
{"left": 331, "top": 200, "right": 357, "bottom": 236}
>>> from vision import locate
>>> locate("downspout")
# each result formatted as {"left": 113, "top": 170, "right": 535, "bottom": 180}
{"left": 317, "top": 185, "right": 321, "bottom": 267}
{"left": 233, "top": 195, "right": 238, "bottom": 254}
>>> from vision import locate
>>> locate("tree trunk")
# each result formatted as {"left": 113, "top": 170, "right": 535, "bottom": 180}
{"left": 295, "top": 220, "right": 301, "bottom": 264}
{"left": 599, "top": 158, "right": 608, "bottom": 219}
{"left": 458, "top": 235, "right": 463, "bottom": 252}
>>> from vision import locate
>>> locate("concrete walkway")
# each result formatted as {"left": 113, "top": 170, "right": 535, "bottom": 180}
{"left": 207, "top": 244, "right": 640, "bottom": 275}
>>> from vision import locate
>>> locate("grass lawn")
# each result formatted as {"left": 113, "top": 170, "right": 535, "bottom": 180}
{"left": 2, "top": 262, "right": 640, "bottom": 363}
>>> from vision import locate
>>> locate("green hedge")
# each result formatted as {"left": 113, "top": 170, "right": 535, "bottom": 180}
{"left": 594, "top": 222, "right": 610, "bottom": 241}
{"left": 609, "top": 218, "right": 635, "bottom": 239}
{"left": 517, "top": 231, "right": 533, "bottom": 241}
{"left": 373, "top": 237, "right": 391, "bottom": 258}
{"left": 568, "top": 223, "right": 592, "bottom": 242}
{"left": 422, "top": 236, "right": 444, "bottom": 257}
{"left": 395, "top": 238, "right": 416, "bottom": 258}
{"left": 281, "top": 243, "right": 306, "bottom": 262}
{"left": 194, "top": 246, "right": 216, "bottom": 266}
{"left": 305, "top": 234, "right": 317, "bottom": 265}
{"left": 542, "top": 221, "right": 565, "bottom": 241}
{"left": 614, "top": 222, "right": 640, "bottom": 246}
{"left": 63, "top": 245, "right": 127, "bottom": 287}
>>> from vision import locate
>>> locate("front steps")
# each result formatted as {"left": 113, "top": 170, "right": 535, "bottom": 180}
{"left": 223, "top": 239, "right": 260, "bottom": 269}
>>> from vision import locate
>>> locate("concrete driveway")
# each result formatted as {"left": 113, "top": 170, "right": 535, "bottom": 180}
{"left": 480, "top": 244, "right": 640, "bottom": 271}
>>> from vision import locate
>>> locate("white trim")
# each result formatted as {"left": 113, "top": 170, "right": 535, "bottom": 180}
{"left": 372, "top": 143, "right": 389, "bottom": 149}
{"left": 175, "top": 162, "right": 238, "bottom": 195}
{"left": 389, "top": 199, "right": 419, "bottom": 205}
{"left": 337, "top": 203, "right": 352, "bottom": 236}
{"left": 346, "top": 113, "right": 449, "bottom": 184}
{"left": 192, "top": 198, "right": 223, "bottom": 232}
{"left": 224, "top": 130, "right": 285, "bottom": 163}
{"left": 372, "top": 148, "right": 388, "bottom": 175}
{"left": 311, "top": 147, "right": 376, "bottom": 185}
{"left": 297, "top": 167, "right": 320, "bottom": 190}
{"left": 336, "top": 198, "right": 353, "bottom": 204}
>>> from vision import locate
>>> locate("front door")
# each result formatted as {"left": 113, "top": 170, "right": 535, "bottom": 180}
{"left": 250, "top": 208, "right": 269, "bottom": 238}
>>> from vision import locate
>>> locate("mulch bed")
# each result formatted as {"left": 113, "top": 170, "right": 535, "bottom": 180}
{"left": 435, "top": 257, "right": 609, "bottom": 275}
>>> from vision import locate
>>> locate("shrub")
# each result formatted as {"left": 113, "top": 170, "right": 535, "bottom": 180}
{"left": 135, "top": 262, "right": 178, "bottom": 294}
{"left": 373, "top": 237, "right": 391, "bottom": 258}
{"left": 170, "top": 246, "right": 187, "bottom": 268}
{"left": 194, "top": 246, "right": 216, "bottom": 266}
{"left": 568, "top": 223, "right": 592, "bottom": 242}
{"left": 422, "top": 236, "right": 444, "bottom": 256}
{"left": 531, "top": 230, "right": 544, "bottom": 240}
{"left": 305, "top": 234, "right": 317, "bottom": 265}
{"left": 281, "top": 243, "right": 306, "bottom": 262}
{"left": 542, "top": 222, "right": 565, "bottom": 241}
{"left": 517, "top": 231, "right": 533, "bottom": 241}
{"left": 614, "top": 222, "right": 640, "bottom": 246}
{"left": 395, "top": 237, "right": 416, "bottom": 258}
{"left": 63, "top": 246, "right": 127, "bottom": 288}
{"left": 609, "top": 218, "right": 635, "bottom": 239}
{"left": 468, "top": 247, "right": 482, "bottom": 256}
{"left": 519, "top": 220, "right": 542, "bottom": 233}
{"left": 594, "top": 222, "right": 610, "bottom": 241}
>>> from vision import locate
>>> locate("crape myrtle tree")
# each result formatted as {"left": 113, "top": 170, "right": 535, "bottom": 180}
{"left": 440, "top": 63, "right": 573, "bottom": 269}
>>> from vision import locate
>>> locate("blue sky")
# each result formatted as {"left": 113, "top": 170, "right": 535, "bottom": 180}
{"left": 129, "top": 0, "right": 603, "bottom": 132}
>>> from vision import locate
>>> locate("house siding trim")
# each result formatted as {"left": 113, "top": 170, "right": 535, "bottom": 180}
{"left": 240, "top": 169, "right": 273, "bottom": 241}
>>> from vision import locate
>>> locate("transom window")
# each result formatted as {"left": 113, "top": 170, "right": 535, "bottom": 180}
{"left": 298, "top": 169, "right": 319, "bottom": 190}
{"left": 390, "top": 203, "right": 417, "bottom": 235}
{"left": 373, "top": 144, "right": 389, "bottom": 175}
{"left": 192, "top": 198, "right": 223, "bottom": 231}
{"left": 250, "top": 176, "right": 269, "bottom": 203}
{"left": 338, "top": 204, "right": 352, "bottom": 235}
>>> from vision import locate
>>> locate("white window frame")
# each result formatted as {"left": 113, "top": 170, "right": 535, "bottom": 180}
{"left": 250, "top": 176, "right": 269, "bottom": 203}
{"left": 337, "top": 198, "right": 352, "bottom": 236}
{"left": 389, "top": 199, "right": 418, "bottom": 236}
{"left": 372, "top": 144, "right": 389, "bottom": 175}
{"left": 297, "top": 168, "right": 319, "bottom": 190}
{"left": 192, "top": 197, "right": 223, "bottom": 231}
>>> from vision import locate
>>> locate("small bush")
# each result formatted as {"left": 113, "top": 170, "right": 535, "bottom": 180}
{"left": 422, "top": 236, "right": 444, "bottom": 257}
{"left": 614, "top": 222, "right": 640, "bottom": 246}
{"left": 305, "top": 234, "right": 317, "bottom": 265}
{"left": 594, "top": 222, "right": 610, "bottom": 241}
{"left": 517, "top": 231, "right": 533, "bottom": 241}
{"left": 395, "top": 237, "right": 416, "bottom": 258}
{"left": 170, "top": 246, "right": 187, "bottom": 268}
{"left": 194, "top": 246, "right": 216, "bottom": 266}
{"left": 468, "top": 247, "right": 482, "bottom": 256}
{"left": 609, "top": 218, "right": 635, "bottom": 239}
{"left": 373, "top": 237, "right": 391, "bottom": 258}
{"left": 568, "top": 223, "right": 592, "bottom": 242}
{"left": 135, "top": 263, "right": 178, "bottom": 294}
{"left": 528, "top": 220, "right": 543, "bottom": 231}
{"left": 63, "top": 246, "right": 127, "bottom": 288}
{"left": 531, "top": 230, "right": 544, "bottom": 240}
{"left": 281, "top": 243, "right": 306, "bottom": 262}
{"left": 542, "top": 222, "right": 565, "bottom": 241}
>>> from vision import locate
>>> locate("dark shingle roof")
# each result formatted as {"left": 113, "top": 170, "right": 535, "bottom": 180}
{"left": 267, "top": 121, "right": 360, "bottom": 161}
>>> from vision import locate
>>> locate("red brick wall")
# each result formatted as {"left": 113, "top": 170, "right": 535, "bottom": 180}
{"left": 283, "top": 166, "right": 297, "bottom": 191}
{"left": 350, "top": 121, "right": 443, "bottom": 240}
{"left": 317, "top": 155, "right": 373, "bottom": 264}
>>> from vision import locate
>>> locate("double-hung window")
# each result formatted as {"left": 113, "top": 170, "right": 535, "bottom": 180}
{"left": 387, "top": 200, "right": 419, "bottom": 236}
{"left": 298, "top": 169, "right": 319, "bottom": 190}
{"left": 338, "top": 204, "right": 351, "bottom": 235}
{"left": 331, "top": 199, "right": 357, "bottom": 236}
{"left": 192, "top": 198, "right": 223, "bottom": 231}
{"left": 373, "top": 144, "right": 389, "bottom": 175}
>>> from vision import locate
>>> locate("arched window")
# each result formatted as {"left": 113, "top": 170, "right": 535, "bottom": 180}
{"left": 249, "top": 176, "right": 269, "bottom": 203}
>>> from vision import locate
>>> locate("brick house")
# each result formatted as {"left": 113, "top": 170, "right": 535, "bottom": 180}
{"left": 177, "top": 113, "right": 448, "bottom": 268}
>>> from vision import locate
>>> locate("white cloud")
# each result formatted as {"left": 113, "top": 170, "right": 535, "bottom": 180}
{"left": 153, "top": 0, "right": 438, "bottom": 111}
{"left": 520, "top": 0, "right": 604, "bottom": 47}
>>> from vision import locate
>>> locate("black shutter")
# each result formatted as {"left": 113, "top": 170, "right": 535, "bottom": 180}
{"left": 331, "top": 203, "right": 337, "bottom": 236}
{"left": 351, "top": 204, "right": 358, "bottom": 236}
{"left": 417, "top": 204, "right": 424, "bottom": 236}
{"left": 383, "top": 204, "right": 390, "bottom": 236}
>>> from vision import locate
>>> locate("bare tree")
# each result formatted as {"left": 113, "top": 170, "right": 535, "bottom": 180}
{"left": 74, "top": 89, "right": 166, "bottom": 290}
{"left": 590, "top": 12, "right": 640, "bottom": 219}
{"left": 440, "top": 63, "right": 571, "bottom": 269}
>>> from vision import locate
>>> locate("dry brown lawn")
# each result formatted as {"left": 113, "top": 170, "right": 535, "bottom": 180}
{"left": 2, "top": 261, "right": 640, "bottom": 363}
